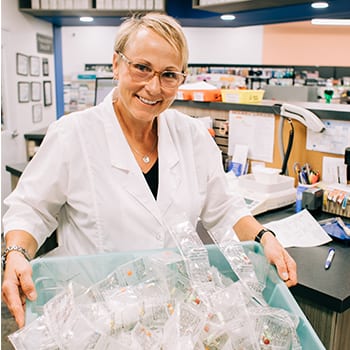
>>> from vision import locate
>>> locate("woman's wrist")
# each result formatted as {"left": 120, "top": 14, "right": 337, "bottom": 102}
{"left": 254, "top": 228, "right": 276, "bottom": 245}
{"left": 1, "top": 245, "right": 32, "bottom": 270}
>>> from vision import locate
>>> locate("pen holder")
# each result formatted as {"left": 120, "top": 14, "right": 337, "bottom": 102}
{"left": 296, "top": 183, "right": 319, "bottom": 213}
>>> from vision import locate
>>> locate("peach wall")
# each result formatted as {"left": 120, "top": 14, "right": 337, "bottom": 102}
{"left": 262, "top": 21, "right": 350, "bottom": 66}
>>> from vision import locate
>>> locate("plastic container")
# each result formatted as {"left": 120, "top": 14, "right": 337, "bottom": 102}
{"left": 238, "top": 173, "right": 295, "bottom": 193}
{"left": 176, "top": 89, "right": 222, "bottom": 102}
{"left": 221, "top": 89, "right": 265, "bottom": 104}
{"left": 26, "top": 242, "right": 325, "bottom": 349}
{"left": 251, "top": 166, "right": 281, "bottom": 184}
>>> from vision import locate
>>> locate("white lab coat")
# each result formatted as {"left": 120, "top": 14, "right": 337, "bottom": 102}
{"left": 3, "top": 89, "right": 249, "bottom": 256}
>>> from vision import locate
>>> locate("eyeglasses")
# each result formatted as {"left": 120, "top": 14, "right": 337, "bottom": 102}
{"left": 117, "top": 51, "right": 186, "bottom": 89}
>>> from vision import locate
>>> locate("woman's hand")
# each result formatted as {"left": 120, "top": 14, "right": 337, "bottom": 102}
{"left": 233, "top": 216, "right": 297, "bottom": 287}
{"left": 261, "top": 232, "right": 297, "bottom": 287}
{"left": 2, "top": 252, "right": 37, "bottom": 328}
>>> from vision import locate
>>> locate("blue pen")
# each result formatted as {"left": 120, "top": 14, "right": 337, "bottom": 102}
{"left": 324, "top": 248, "right": 335, "bottom": 270}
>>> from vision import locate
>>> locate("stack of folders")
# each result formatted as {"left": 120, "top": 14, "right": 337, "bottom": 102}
{"left": 319, "top": 217, "right": 350, "bottom": 244}
{"left": 96, "top": 0, "right": 164, "bottom": 10}
{"left": 35, "top": 0, "right": 92, "bottom": 9}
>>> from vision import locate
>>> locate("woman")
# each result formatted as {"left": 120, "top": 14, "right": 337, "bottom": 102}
{"left": 2, "top": 13, "right": 297, "bottom": 328}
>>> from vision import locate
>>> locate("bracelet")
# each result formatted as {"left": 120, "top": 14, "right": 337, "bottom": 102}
{"left": 1, "top": 245, "right": 31, "bottom": 270}
{"left": 254, "top": 228, "right": 276, "bottom": 243}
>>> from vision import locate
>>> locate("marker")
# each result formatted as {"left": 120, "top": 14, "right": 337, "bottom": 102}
{"left": 324, "top": 248, "right": 335, "bottom": 270}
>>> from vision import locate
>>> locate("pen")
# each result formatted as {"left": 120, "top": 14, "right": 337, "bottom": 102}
{"left": 337, "top": 166, "right": 340, "bottom": 184}
{"left": 324, "top": 248, "right": 335, "bottom": 270}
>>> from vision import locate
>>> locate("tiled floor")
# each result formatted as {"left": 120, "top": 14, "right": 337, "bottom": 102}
{"left": 1, "top": 235, "right": 18, "bottom": 350}
{"left": 1, "top": 300, "right": 17, "bottom": 350}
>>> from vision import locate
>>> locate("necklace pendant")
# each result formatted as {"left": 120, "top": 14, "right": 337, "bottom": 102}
{"left": 142, "top": 155, "right": 150, "bottom": 163}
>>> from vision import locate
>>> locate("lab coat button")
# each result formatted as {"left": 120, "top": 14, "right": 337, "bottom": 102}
{"left": 156, "top": 233, "right": 162, "bottom": 240}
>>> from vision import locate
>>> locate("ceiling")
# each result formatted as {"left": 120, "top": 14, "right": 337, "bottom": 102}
{"left": 170, "top": 0, "right": 350, "bottom": 27}
{"left": 37, "top": 0, "right": 350, "bottom": 27}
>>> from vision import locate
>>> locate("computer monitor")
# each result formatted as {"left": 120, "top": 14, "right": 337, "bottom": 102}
{"left": 94, "top": 77, "right": 114, "bottom": 105}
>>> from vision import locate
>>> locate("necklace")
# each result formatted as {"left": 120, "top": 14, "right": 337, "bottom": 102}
{"left": 113, "top": 100, "right": 158, "bottom": 164}
{"left": 130, "top": 138, "right": 158, "bottom": 164}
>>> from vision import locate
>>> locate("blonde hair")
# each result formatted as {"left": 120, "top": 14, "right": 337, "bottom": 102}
{"left": 114, "top": 13, "right": 189, "bottom": 73}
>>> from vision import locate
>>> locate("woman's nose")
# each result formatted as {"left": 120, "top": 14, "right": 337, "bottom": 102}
{"left": 145, "top": 72, "right": 162, "bottom": 92}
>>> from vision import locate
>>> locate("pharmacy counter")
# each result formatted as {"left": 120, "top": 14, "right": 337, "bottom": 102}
{"left": 5, "top": 162, "right": 28, "bottom": 190}
{"left": 24, "top": 127, "right": 47, "bottom": 160}
{"left": 256, "top": 206, "right": 350, "bottom": 350}
{"left": 172, "top": 99, "right": 350, "bottom": 121}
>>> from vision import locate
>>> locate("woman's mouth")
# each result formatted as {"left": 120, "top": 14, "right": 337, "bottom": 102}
{"left": 137, "top": 95, "right": 160, "bottom": 105}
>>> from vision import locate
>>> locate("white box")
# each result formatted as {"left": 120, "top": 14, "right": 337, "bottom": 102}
{"left": 145, "top": 0, "right": 153, "bottom": 9}
{"left": 31, "top": 0, "right": 40, "bottom": 9}
{"left": 154, "top": 0, "right": 163, "bottom": 10}
{"left": 41, "top": 0, "right": 50, "bottom": 9}
{"left": 129, "top": 0, "right": 137, "bottom": 9}
{"left": 136, "top": 0, "right": 145, "bottom": 9}
{"left": 65, "top": 0, "right": 74, "bottom": 8}
{"left": 238, "top": 173, "right": 295, "bottom": 194}
{"left": 104, "top": 0, "right": 113, "bottom": 9}
{"left": 120, "top": 0, "right": 128, "bottom": 10}
{"left": 96, "top": 0, "right": 105, "bottom": 9}
{"left": 49, "top": 0, "right": 58, "bottom": 9}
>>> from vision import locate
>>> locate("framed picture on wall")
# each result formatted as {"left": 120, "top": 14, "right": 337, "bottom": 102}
{"left": 29, "top": 56, "right": 40, "bottom": 76}
{"left": 16, "top": 53, "right": 29, "bottom": 76}
{"left": 32, "top": 104, "right": 43, "bottom": 123}
{"left": 42, "top": 57, "right": 49, "bottom": 76}
{"left": 18, "top": 81, "right": 30, "bottom": 103}
{"left": 31, "top": 81, "right": 41, "bottom": 101}
{"left": 43, "top": 80, "right": 52, "bottom": 106}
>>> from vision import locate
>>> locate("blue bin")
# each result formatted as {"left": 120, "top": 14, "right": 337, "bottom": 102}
{"left": 27, "top": 242, "right": 325, "bottom": 349}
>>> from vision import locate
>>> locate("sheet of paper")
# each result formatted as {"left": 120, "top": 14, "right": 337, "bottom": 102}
{"left": 265, "top": 209, "right": 332, "bottom": 248}
{"left": 231, "top": 144, "right": 249, "bottom": 176}
{"left": 228, "top": 112, "right": 275, "bottom": 162}
{"left": 322, "top": 156, "right": 347, "bottom": 184}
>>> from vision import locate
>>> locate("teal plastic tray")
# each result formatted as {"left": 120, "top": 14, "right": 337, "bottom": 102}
{"left": 27, "top": 242, "right": 325, "bottom": 349}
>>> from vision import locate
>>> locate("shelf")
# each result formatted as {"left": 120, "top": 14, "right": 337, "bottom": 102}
{"left": 192, "top": 0, "right": 313, "bottom": 13}
{"left": 19, "top": 8, "right": 142, "bottom": 17}
{"left": 18, "top": 0, "right": 166, "bottom": 22}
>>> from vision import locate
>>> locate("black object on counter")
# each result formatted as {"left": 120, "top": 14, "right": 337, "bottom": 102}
{"left": 345, "top": 147, "right": 350, "bottom": 184}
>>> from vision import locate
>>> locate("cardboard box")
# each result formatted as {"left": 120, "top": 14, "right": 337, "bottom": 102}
{"left": 177, "top": 89, "right": 222, "bottom": 102}
{"left": 221, "top": 89, "right": 265, "bottom": 104}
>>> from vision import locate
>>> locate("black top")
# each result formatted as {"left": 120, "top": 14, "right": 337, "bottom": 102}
{"left": 143, "top": 159, "right": 159, "bottom": 199}
{"left": 5, "top": 163, "right": 28, "bottom": 178}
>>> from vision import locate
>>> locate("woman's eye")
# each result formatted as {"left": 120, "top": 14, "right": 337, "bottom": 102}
{"left": 162, "top": 71, "right": 177, "bottom": 79}
{"left": 134, "top": 64, "right": 152, "bottom": 73}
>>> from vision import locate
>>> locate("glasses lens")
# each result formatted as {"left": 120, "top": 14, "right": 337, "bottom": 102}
{"left": 161, "top": 71, "right": 184, "bottom": 88}
{"left": 129, "top": 63, "right": 153, "bottom": 81}
{"left": 124, "top": 55, "right": 185, "bottom": 88}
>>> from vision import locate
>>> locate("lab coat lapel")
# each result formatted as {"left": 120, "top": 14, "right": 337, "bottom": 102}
{"left": 157, "top": 114, "right": 181, "bottom": 217}
{"left": 102, "top": 95, "right": 163, "bottom": 224}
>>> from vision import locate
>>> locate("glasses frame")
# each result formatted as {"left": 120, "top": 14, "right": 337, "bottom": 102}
{"left": 116, "top": 51, "right": 186, "bottom": 89}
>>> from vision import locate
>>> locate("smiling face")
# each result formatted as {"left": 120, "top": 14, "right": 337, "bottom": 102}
{"left": 113, "top": 27, "right": 183, "bottom": 125}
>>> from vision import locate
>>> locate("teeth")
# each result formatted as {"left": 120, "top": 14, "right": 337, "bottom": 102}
{"left": 138, "top": 96, "right": 159, "bottom": 105}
